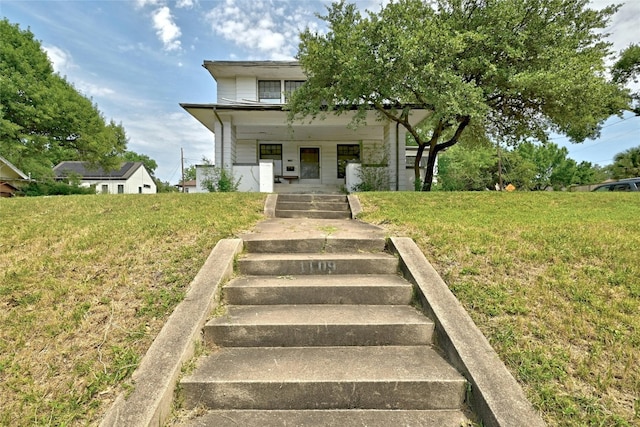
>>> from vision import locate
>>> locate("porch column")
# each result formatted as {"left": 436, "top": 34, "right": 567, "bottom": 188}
{"left": 214, "top": 117, "right": 236, "bottom": 169}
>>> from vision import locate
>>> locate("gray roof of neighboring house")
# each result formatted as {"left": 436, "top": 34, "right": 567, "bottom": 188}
{"left": 53, "top": 161, "right": 146, "bottom": 180}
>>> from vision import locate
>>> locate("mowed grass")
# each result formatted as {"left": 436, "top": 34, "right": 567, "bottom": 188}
{"left": 357, "top": 192, "right": 639, "bottom": 427}
{"left": 0, "top": 193, "right": 265, "bottom": 426}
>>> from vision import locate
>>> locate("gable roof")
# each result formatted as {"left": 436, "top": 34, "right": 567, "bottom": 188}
{"left": 0, "top": 155, "right": 29, "bottom": 180}
{"left": 53, "top": 161, "right": 147, "bottom": 180}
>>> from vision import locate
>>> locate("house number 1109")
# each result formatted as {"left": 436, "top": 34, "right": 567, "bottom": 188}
{"left": 301, "top": 261, "right": 336, "bottom": 274}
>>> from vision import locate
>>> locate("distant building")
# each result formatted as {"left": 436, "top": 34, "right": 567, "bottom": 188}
{"left": 176, "top": 179, "right": 197, "bottom": 193}
{"left": 0, "top": 155, "right": 29, "bottom": 197}
{"left": 53, "top": 161, "right": 157, "bottom": 194}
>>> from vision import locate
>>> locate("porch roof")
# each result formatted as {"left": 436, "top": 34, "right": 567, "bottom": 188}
{"left": 179, "top": 103, "right": 430, "bottom": 138}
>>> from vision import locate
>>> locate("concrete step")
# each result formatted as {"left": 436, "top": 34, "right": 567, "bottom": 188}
{"left": 242, "top": 235, "right": 386, "bottom": 253}
{"left": 277, "top": 194, "right": 347, "bottom": 203}
{"left": 276, "top": 201, "right": 350, "bottom": 211}
{"left": 275, "top": 209, "right": 352, "bottom": 219}
{"left": 237, "top": 252, "right": 398, "bottom": 275}
{"left": 204, "top": 304, "right": 433, "bottom": 347}
{"left": 241, "top": 218, "right": 387, "bottom": 253}
{"left": 181, "top": 409, "right": 473, "bottom": 426}
{"left": 224, "top": 275, "right": 412, "bottom": 305}
{"left": 180, "top": 346, "right": 467, "bottom": 410}
{"left": 275, "top": 194, "right": 351, "bottom": 219}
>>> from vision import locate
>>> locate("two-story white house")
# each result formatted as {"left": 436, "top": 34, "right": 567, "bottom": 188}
{"left": 180, "top": 61, "right": 428, "bottom": 193}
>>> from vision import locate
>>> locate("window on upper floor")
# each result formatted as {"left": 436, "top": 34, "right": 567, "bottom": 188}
{"left": 258, "top": 80, "right": 305, "bottom": 103}
{"left": 258, "top": 80, "right": 281, "bottom": 103}
{"left": 284, "top": 80, "right": 305, "bottom": 102}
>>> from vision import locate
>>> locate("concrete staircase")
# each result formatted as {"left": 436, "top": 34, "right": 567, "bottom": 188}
{"left": 275, "top": 194, "right": 351, "bottom": 219}
{"left": 178, "top": 200, "right": 473, "bottom": 426}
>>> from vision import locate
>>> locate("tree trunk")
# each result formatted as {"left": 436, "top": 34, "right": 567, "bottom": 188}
{"left": 420, "top": 116, "right": 471, "bottom": 192}
{"left": 421, "top": 146, "right": 438, "bottom": 191}
{"left": 414, "top": 144, "right": 427, "bottom": 191}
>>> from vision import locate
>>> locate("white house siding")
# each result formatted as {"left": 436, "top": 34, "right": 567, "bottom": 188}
{"left": 236, "top": 140, "right": 258, "bottom": 163}
{"left": 216, "top": 78, "right": 236, "bottom": 103}
{"left": 125, "top": 167, "right": 156, "bottom": 194}
{"left": 236, "top": 76, "right": 257, "bottom": 102}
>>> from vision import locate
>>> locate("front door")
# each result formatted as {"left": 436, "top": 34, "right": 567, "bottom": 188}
{"left": 300, "top": 147, "right": 320, "bottom": 183}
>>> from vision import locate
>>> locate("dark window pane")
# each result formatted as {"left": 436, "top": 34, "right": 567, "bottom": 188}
{"left": 337, "top": 144, "right": 360, "bottom": 178}
{"left": 258, "top": 80, "right": 281, "bottom": 101}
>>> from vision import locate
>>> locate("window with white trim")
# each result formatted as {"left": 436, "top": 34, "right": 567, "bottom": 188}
{"left": 258, "top": 80, "right": 305, "bottom": 103}
{"left": 258, "top": 80, "right": 281, "bottom": 103}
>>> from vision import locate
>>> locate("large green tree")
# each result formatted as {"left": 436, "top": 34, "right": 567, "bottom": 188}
{"left": 437, "top": 143, "right": 497, "bottom": 191}
{"left": 612, "top": 44, "right": 640, "bottom": 115}
{"left": 514, "top": 142, "right": 577, "bottom": 190}
{"left": 288, "top": 0, "right": 630, "bottom": 191}
{"left": 609, "top": 146, "right": 640, "bottom": 179}
{"left": 0, "top": 19, "right": 126, "bottom": 179}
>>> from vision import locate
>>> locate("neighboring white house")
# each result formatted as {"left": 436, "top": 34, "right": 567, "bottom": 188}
{"left": 180, "top": 61, "right": 429, "bottom": 193}
{"left": 53, "top": 161, "right": 157, "bottom": 194}
{"left": 176, "top": 179, "right": 198, "bottom": 193}
{"left": 0, "top": 155, "right": 29, "bottom": 197}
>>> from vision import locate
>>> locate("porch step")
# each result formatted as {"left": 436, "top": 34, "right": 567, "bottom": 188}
{"left": 182, "top": 409, "right": 472, "bottom": 427}
{"left": 204, "top": 304, "right": 433, "bottom": 347}
{"left": 275, "top": 194, "right": 351, "bottom": 219}
{"left": 224, "top": 275, "right": 413, "bottom": 305}
{"left": 237, "top": 252, "right": 398, "bottom": 275}
{"left": 180, "top": 346, "right": 467, "bottom": 410}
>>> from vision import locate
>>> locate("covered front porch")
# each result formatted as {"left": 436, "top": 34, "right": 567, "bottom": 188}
{"left": 181, "top": 103, "right": 429, "bottom": 193}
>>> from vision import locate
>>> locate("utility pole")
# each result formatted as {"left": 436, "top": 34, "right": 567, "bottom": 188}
{"left": 181, "top": 147, "right": 185, "bottom": 193}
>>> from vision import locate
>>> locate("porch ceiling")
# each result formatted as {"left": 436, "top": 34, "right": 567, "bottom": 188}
{"left": 180, "top": 103, "right": 430, "bottom": 138}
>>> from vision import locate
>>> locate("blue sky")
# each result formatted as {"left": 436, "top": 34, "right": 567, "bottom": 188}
{"left": 1, "top": 0, "right": 639, "bottom": 183}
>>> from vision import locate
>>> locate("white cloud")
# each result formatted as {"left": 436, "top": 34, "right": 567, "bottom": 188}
{"left": 76, "top": 82, "right": 116, "bottom": 98}
{"left": 123, "top": 110, "right": 214, "bottom": 183}
{"left": 590, "top": 1, "right": 640, "bottom": 51}
{"left": 204, "top": 0, "right": 324, "bottom": 59}
{"left": 43, "top": 44, "right": 73, "bottom": 74}
{"left": 176, "top": 0, "right": 195, "bottom": 9}
{"left": 42, "top": 44, "right": 116, "bottom": 98}
{"left": 152, "top": 6, "right": 182, "bottom": 51}
{"left": 134, "top": 0, "right": 164, "bottom": 9}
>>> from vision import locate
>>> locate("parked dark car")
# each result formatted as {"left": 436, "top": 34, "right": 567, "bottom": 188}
{"left": 592, "top": 178, "right": 640, "bottom": 192}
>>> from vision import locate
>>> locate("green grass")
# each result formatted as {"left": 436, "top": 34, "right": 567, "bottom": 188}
{"left": 2, "top": 191, "right": 638, "bottom": 426}
{"left": 0, "top": 193, "right": 265, "bottom": 426}
{"left": 357, "top": 192, "right": 639, "bottom": 427}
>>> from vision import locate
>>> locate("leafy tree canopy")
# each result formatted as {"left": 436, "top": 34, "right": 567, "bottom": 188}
{"left": 288, "top": 0, "right": 630, "bottom": 190}
{"left": 0, "top": 19, "right": 126, "bottom": 179}
{"left": 437, "top": 141, "right": 608, "bottom": 191}
{"left": 612, "top": 44, "right": 640, "bottom": 115}
{"left": 122, "top": 150, "right": 158, "bottom": 176}
{"left": 182, "top": 164, "right": 197, "bottom": 182}
{"left": 609, "top": 146, "right": 640, "bottom": 179}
